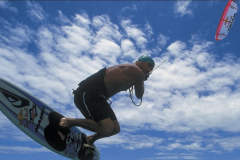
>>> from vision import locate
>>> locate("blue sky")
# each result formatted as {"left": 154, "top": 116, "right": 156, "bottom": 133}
{"left": 0, "top": 1, "right": 240, "bottom": 160}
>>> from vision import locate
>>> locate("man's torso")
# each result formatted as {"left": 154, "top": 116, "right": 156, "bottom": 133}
{"left": 104, "top": 63, "right": 143, "bottom": 97}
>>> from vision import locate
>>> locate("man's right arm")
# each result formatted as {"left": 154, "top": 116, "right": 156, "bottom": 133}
{"left": 134, "top": 81, "right": 144, "bottom": 99}
{"left": 124, "top": 65, "right": 145, "bottom": 99}
{"left": 133, "top": 69, "right": 145, "bottom": 99}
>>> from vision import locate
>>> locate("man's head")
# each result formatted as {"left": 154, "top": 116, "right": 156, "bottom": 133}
{"left": 138, "top": 55, "right": 155, "bottom": 68}
{"left": 136, "top": 55, "right": 155, "bottom": 76}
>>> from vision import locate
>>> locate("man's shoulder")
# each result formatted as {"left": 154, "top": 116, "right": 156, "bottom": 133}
{"left": 109, "top": 63, "right": 138, "bottom": 71}
{"left": 122, "top": 64, "right": 144, "bottom": 78}
{"left": 115, "top": 63, "right": 139, "bottom": 72}
{"left": 108, "top": 63, "right": 143, "bottom": 76}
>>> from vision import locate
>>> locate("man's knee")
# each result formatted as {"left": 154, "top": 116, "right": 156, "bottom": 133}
{"left": 102, "top": 124, "right": 120, "bottom": 136}
{"left": 103, "top": 125, "right": 114, "bottom": 136}
{"left": 97, "top": 119, "right": 114, "bottom": 136}
{"left": 112, "top": 120, "right": 120, "bottom": 135}
{"left": 113, "top": 126, "right": 120, "bottom": 135}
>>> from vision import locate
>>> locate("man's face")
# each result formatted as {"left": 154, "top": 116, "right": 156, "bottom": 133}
{"left": 139, "top": 61, "right": 153, "bottom": 75}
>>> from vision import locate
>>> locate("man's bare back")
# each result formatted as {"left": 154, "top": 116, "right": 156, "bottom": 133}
{"left": 104, "top": 63, "right": 146, "bottom": 98}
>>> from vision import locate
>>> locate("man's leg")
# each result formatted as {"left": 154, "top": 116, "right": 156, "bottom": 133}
{"left": 59, "top": 117, "right": 114, "bottom": 136}
{"left": 87, "top": 120, "right": 120, "bottom": 145}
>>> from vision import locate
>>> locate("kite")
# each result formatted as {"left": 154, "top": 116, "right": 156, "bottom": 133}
{"left": 215, "top": 0, "right": 238, "bottom": 41}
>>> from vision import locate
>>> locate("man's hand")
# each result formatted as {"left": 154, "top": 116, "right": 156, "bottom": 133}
{"left": 145, "top": 73, "right": 150, "bottom": 81}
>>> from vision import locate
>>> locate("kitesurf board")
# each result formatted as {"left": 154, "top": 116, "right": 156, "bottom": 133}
{"left": 0, "top": 78, "right": 100, "bottom": 160}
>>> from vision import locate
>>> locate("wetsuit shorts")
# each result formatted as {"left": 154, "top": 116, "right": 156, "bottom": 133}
{"left": 73, "top": 68, "right": 117, "bottom": 122}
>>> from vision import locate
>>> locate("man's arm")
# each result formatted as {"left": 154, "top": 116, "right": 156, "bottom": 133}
{"left": 134, "top": 81, "right": 144, "bottom": 99}
{"left": 124, "top": 64, "right": 145, "bottom": 99}
{"left": 133, "top": 69, "right": 145, "bottom": 99}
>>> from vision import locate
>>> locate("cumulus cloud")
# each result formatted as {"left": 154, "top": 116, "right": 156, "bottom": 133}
{"left": 96, "top": 133, "right": 164, "bottom": 150}
{"left": 0, "top": 23, "right": 32, "bottom": 47}
{"left": 174, "top": 1, "right": 193, "bottom": 17}
{"left": 26, "top": 1, "right": 47, "bottom": 22}
{"left": 56, "top": 10, "right": 71, "bottom": 25}
{"left": 0, "top": 1, "right": 18, "bottom": 13}
{"left": 213, "top": 136, "right": 240, "bottom": 152}
{"left": 0, "top": 146, "right": 50, "bottom": 154}
{"left": 121, "top": 4, "right": 139, "bottom": 12}
{"left": 121, "top": 39, "right": 138, "bottom": 59}
{"left": 92, "top": 15, "right": 122, "bottom": 42}
{"left": 121, "top": 20, "right": 148, "bottom": 49}
{"left": 157, "top": 33, "right": 169, "bottom": 47}
{"left": 141, "top": 155, "right": 198, "bottom": 160}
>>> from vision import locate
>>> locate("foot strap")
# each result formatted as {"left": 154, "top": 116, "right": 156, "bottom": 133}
{"left": 83, "top": 144, "right": 96, "bottom": 150}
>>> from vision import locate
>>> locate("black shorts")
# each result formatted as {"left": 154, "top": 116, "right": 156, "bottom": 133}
{"left": 73, "top": 68, "right": 117, "bottom": 122}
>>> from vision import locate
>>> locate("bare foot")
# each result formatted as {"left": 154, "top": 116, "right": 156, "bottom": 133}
{"left": 58, "top": 131, "right": 65, "bottom": 140}
{"left": 59, "top": 117, "right": 71, "bottom": 128}
{"left": 86, "top": 136, "right": 94, "bottom": 146}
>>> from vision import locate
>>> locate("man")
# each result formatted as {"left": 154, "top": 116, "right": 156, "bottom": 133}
{"left": 59, "top": 55, "right": 155, "bottom": 155}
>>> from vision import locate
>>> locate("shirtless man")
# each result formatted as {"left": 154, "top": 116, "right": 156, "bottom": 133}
{"left": 59, "top": 55, "right": 155, "bottom": 154}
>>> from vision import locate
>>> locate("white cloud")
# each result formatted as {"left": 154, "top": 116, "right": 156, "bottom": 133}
{"left": 26, "top": 1, "right": 47, "bottom": 22}
{"left": 0, "top": 23, "right": 32, "bottom": 47}
{"left": 167, "top": 40, "right": 187, "bottom": 57}
{"left": 121, "top": 20, "right": 148, "bottom": 49}
{"left": 152, "top": 134, "right": 240, "bottom": 155}
{"left": 0, "top": 1, "right": 18, "bottom": 13}
{"left": 121, "top": 4, "right": 138, "bottom": 12}
{"left": 144, "top": 23, "right": 153, "bottom": 39}
{"left": 174, "top": 1, "right": 193, "bottom": 17}
{"left": 96, "top": 133, "right": 164, "bottom": 150}
{"left": 0, "top": 145, "right": 50, "bottom": 154}
{"left": 92, "top": 15, "right": 122, "bottom": 42}
{"left": 140, "top": 156, "right": 198, "bottom": 160}
{"left": 164, "top": 142, "right": 203, "bottom": 151}
{"left": 155, "top": 153, "right": 196, "bottom": 156}
{"left": 157, "top": 33, "right": 170, "bottom": 47}
{"left": 73, "top": 13, "right": 91, "bottom": 29}
{"left": 141, "top": 152, "right": 199, "bottom": 160}
{"left": 56, "top": 10, "right": 71, "bottom": 25}
{"left": 0, "top": 1, "right": 8, "bottom": 8}
{"left": 91, "top": 39, "right": 121, "bottom": 65}
{"left": 121, "top": 39, "right": 138, "bottom": 59}
{"left": 214, "top": 136, "right": 240, "bottom": 152}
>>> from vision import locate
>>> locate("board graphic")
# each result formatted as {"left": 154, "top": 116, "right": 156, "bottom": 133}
{"left": 0, "top": 78, "right": 100, "bottom": 160}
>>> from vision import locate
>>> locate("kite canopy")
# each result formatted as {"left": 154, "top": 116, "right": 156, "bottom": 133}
{"left": 215, "top": 0, "right": 238, "bottom": 41}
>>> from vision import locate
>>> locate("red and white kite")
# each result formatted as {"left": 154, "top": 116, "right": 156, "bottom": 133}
{"left": 215, "top": 0, "right": 238, "bottom": 41}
